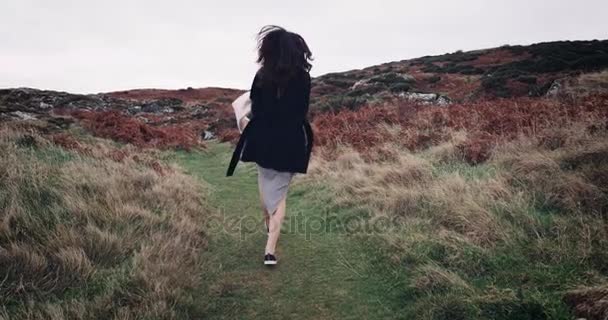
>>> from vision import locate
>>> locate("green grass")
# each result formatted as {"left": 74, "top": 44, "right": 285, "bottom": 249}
{"left": 1, "top": 131, "right": 213, "bottom": 319}
{"left": 372, "top": 159, "right": 603, "bottom": 319}
{"left": 303, "top": 142, "right": 608, "bottom": 319}
{"left": 172, "top": 142, "right": 405, "bottom": 319}
{"left": 165, "top": 141, "right": 607, "bottom": 319}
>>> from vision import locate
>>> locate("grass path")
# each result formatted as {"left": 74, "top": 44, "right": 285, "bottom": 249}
{"left": 173, "top": 142, "right": 403, "bottom": 319}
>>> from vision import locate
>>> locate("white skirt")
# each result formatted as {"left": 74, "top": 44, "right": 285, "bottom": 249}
{"left": 257, "top": 164, "right": 295, "bottom": 215}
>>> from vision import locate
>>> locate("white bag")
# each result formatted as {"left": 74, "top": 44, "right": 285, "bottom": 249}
{"left": 232, "top": 91, "right": 252, "bottom": 133}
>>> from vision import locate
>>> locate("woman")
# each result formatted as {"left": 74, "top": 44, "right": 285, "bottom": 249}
{"left": 226, "top": 25, "right": 314, "bottom": 266}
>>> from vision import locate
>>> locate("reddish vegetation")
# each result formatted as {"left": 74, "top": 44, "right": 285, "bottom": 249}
{"left": 217, "top": 128, "right": 241, "bottom": 143}
{"left": 69, "top": 110, "right": 201, "bottom": 150}
{"left": 313, "top": 95, "right": 608, "bottom": 164}
{"left": 105, "top": 87, "right": 243, "bottom": 146}
{"left": 50, "top": 132, "right": 93, "bottom": 155}
{"left": 456, "top": 132, "right": 495, "bottom": 165}
{"left": 409, "top": 67, "right": 482, "bottom": 101}
{"left": 470, "top": 48, "right": 530, "bottom": 67}
{"left": 312, "top": 105, "right": 399, "bottom": 152}
{"left": 49, "top": 131, "right": 172, "bottom": 175}
{"left": 107, "top": 87, "right": 243, "bottom": 105}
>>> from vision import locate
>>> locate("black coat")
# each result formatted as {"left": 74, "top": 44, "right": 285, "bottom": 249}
{"left": 226, "top": 70, "right": 314, "bottom": 176}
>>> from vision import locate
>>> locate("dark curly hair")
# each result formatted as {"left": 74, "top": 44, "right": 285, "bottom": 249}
{"left": 256, "top": 25, "right": 313, "bottom": 88}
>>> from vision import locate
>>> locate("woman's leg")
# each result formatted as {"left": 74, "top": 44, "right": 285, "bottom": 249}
{"left": 258, "top": 185, "right": 270, "bottom": 227}
{"left": 265, "top": 195, "right": 287, "bottom": 255}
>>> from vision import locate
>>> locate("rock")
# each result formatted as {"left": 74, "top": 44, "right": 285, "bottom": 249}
{"left": 436, "top": 96, "right": 451, "bottom": 106}
{"left": 351, "top": 79, "right": 370, "bottom": 90}
{"left": 141, "top": 103, "right": 163, "bottom": 113}
{"left": 400, "top": 73, "right": 417, "bottom": 82}
{"left": 191, "top": 105, "right": 210, "bottom": 119}
{"left": 203, "top": 130, "right": 215, "bottom": 140}
{"left": 128, "top": 106, "right": 142, "bottom": 114}
{"left": 400, "top": 92, "right": 451, "bottom": 106}
{"left": 39, "top": 101, "right": 52, "bottom": 109}
{"left": 140, "top": 98, "right": 181, "bottom": 114}
{"left": 11, "top": 111, "right": 37, "bottom": 120}
{"left": 351, "top": 73, "right": 415, "bottom": 92}
{"left": 403, "top": 92, "right": 438, "bottom": 102}
{"left": 546, "top": 79, "right": 563, "bottom": 97}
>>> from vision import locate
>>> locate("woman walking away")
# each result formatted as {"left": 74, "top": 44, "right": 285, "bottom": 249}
{"left": 226, "top": 25, "right": 314, "bottom": 266}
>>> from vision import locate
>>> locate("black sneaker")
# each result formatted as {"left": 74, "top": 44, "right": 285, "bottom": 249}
{"left": 264, "top": 254, "right": 277, "bottom": 266}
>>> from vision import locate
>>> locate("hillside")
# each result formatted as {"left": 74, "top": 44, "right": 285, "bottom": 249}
{"left": 102, "top": 40, "right": 608, "bottom": 113}
{"left": 0, "top": 87, "right": 243, "bottom": 149}
{"left": 3, "top": 40, "right": 607, "bottom": 146}
{"left": 1, "top": 39, "right": 608, "bottom": 319}
{"left": 107, "top": 87, "right": 242, "bottom": 106}
{"left": 311, "top": 40, "right": 608, "bottom": 111}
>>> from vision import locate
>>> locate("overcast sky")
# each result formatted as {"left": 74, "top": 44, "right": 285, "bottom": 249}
{"left": 1, "top": 0, "right": 607, "bottom": 93}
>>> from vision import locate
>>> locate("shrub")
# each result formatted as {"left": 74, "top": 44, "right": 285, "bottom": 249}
{"left": 313, "top": 95, "right": 608, "bottom": 160}
{"left": 70, "top": 110, "right": 201, "bottom": 150}
{"left": 571, "top": 54, "right": 608, "bottom": 71}
{"left": 456, "top": 133, "right": 495, "bottom": 165}
{"left": 347, "top": 84, "right": 386, "bottom": 97}
{"left": 516, "top": 75, "right": 538, "bottom": 84}
{"left": 443, "top": 63, "right": 485, "bottom": 75}
{"left": 323, "top": 77, "right": 357, "bottom": 89}
{"left": 428, "top": 75, "right": 442, "bottom": 84}
{"left": 369, "top": 72, "right": 415, "bottom": 85}
{"left": 389, "top": 83, "right": 411, "bottom": 93}
{"left": 418, "top": 50, "right": 481, "bottom": 64}
{"left": 422, "top": 63, "right": 444, "bottom": 73}
{"left": 316, "top": 95, "right": 369, "bottom": 113}
{"left": 564, "top": 286, "right": 608, "bottom": 320}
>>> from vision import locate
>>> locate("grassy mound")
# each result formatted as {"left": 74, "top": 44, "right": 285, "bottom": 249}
{"left": 0, "top": 125, "right": 212, "bottom": 319}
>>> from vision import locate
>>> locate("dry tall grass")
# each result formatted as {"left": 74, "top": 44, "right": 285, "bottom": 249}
{"left": 0, "top": 125, "right": 212, "bottom": 319}
{"left": 308, "top": 99, "right": 608, "bottom": 319}
{"left": 554, "top": 70, "right": 608, "bottom": 99}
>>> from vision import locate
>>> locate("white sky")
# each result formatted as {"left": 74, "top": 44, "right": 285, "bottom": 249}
{"left": 1, "top": 0, "right": 607, "bottom": 93}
